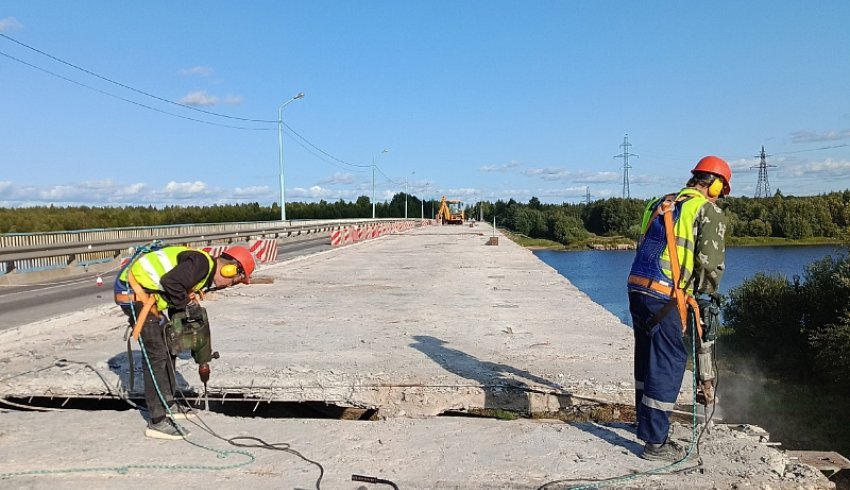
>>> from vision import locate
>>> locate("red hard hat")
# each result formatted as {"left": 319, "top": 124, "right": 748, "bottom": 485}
{"left": 691, "top": 156, "right": 732, "bottom": 196}
{"left": 222, "top": 246, "right": 256, "bottom": 284}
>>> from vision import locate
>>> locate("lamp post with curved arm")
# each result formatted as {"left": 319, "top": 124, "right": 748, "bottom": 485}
{"left": 405, "top": 171, "right": 415, "bottom": 219}
{"left": 372, "top": 149, "right": 389, "bottom": 219}
{"left": 278, "top": 92, "right": 304, "bottom": 221}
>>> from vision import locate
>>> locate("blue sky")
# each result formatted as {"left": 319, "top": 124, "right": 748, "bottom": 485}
{"left": 2, "top": 1, "right": 849, "bottom": 208}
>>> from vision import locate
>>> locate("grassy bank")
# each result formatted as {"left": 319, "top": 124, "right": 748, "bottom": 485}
{"left": 501, "top": 229, "right": 635, "bottom": 251}
{"left": 503, "top": 229, "right": 844, "bottom": 251}
{"left": 727, "top": 236, "right": 844, "bottom": 247}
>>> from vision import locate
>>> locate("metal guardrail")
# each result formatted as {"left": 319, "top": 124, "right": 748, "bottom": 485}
{"left": 0, "top": 218, "right": 408, "bottom": 276}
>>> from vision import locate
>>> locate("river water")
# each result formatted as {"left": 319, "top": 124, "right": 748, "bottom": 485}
{"left": 534, "top": 245, "right": 846, "bottom": 325}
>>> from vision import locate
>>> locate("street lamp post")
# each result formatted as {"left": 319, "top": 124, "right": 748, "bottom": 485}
{"left": 372, "top": 149, "right": 389, "bottom": 219}
{"left": 278, "top": 92, "right": 305, "bottom": 221}
{"left": 405, "top": 171, "right": 415, "bottom": 219}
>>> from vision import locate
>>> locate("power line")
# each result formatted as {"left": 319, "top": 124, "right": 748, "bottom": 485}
{"left": 773, "top": 143, "right": 849, "bottom": 155}
{"left": 282, "top": 122, "right": 370, "bottom": 170}
{"left": 1, "top": 35, "right": 375, "bottom": 175}
{"left": 0, "top": 49, "right": 271, "bottom": 131}
{"left": 0, "top": 33, "right": 276, "bottom": 124}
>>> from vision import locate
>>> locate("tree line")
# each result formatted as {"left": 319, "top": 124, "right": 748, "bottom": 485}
{"left": 0, "top": 194, "right": 434, "bottom": 233}
{"left": 484, "top": 189, "right": 850, "bottom": 245}
{"left": 4, "top": 190, "right": 850, "bottom": 241}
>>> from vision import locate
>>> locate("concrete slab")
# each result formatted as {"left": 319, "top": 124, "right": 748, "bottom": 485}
{"left": 0, "top": 410, "right": 831, "bottom": 489}
{"left": 0, "top": 224, "right": 833, "bottom": 488}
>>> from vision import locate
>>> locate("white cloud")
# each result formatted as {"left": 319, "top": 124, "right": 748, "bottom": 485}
{"left": 790, "top": 130, "right": 850, "bottom": 143}
{"left": 522, "top": 167, "right": 571, "bottom": 181}
{"left": 232, "top": 185, "right": 270, "bottom": 197}
{"left": 291, "top": 185, "right": 331, "bottom": 199}
{"left": 479, "top": 160, "right": 521, "bottom": 172}
{"left": 179, "top": 90, "right": 218, "bottom": 106}
{"left": 0, "top": 17, "right": 23, "bottom": 33}
{"left": 783, "top": 158, "right": 850, "bottom": 178}
{"left": 179, "top": 66, "right": 214, "bottom": 77}
{"left": 521, "top": 168, "right": 620, "bottom": 183}
{"left": 157, "top": 181, "right": 211, "bottom": 200}
{"left": 222, "top": 95, "right": 244, "bottom": 105}
{"left": 318, "top": 172, "right": 356, "bottom": 185}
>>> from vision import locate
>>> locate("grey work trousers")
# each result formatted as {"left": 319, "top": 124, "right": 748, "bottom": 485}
{"left": 128, "top": 303, "right": 177, "bottom": 424}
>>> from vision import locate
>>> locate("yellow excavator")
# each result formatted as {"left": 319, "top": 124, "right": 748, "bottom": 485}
{"left": 436, "top": 196, "right": 465, "bottom": 224}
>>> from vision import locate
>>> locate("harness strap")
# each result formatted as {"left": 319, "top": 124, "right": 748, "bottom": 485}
{"left": 659, "top": 196, "right": 704, "bottom": 335}
{"left": 128, "top": 272, "right": 159, "bottom": 341}
{"left": 127, "top": 336, "right": 135, "bottom": 392}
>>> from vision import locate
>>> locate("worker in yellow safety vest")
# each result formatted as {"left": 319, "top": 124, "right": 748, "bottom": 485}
{"left": 626, "top": 156, "right": 730, "bottom": 461}
{"left": 114, "top": 245, "right": 255, "bottom": 440}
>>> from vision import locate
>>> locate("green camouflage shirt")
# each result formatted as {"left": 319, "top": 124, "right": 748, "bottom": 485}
{"left": 692, "top": 198, "right": 727, "bottom": 295}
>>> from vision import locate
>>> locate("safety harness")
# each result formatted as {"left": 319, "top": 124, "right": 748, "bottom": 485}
{"left": 629, "top": 193, "right": 704, "bottom": 339}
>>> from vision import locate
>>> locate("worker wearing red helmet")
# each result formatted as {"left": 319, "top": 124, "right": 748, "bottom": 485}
{"left": 626, "top": 156, "right": 730, "bottom": 461}
{"left": 114, "top": 244, "right": 255, "bottom": 440}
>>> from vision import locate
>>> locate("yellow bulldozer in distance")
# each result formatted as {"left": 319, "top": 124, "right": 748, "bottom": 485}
{"left": 436, "top": 196, "right": 465, "bottom": 224}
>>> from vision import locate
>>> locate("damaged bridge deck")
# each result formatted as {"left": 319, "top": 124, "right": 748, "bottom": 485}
{"left": 0, "top": 224, "right": 637, "bottom": 416}
{"left": 0, "top": 224, "right": 835, "bottom": 489}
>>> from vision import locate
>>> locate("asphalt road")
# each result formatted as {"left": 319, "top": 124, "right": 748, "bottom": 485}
{"left": 0, "top": 238, "right": 331, "bottom": 331}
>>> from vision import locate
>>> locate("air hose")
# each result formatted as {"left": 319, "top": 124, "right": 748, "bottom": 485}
{"left": 537, "top": 318, "right": 705, "bottom": 490}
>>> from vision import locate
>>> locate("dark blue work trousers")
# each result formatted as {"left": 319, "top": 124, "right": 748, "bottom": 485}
{"left": 629, "top": 291, "right": 688, "bottom": 444}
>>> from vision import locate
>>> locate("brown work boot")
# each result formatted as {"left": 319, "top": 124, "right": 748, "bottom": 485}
{"left": 640, "top": 440, "right": 686, "bottom": 462}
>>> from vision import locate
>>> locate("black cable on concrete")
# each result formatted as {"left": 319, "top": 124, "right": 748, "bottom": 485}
{"left": 169, "top": 364, "right": 326, "bottom": 490}
{"left": 352, "top": 473, "right": 400, "bottom": 489}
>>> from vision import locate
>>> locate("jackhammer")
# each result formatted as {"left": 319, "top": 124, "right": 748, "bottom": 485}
{"left": 691, "top": 295, "right": 721, "bottom": 419}
{"left": 167, "top": 305, "right": 220, "bottom": 410}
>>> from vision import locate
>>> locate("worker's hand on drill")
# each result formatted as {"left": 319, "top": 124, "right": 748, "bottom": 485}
{"left": 184, "top": 303, "right": 203, "bottom": 322}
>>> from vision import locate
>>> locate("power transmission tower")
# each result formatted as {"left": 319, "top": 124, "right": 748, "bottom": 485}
{"left": 614, "top": 134, "right": 638, "bottom": 198}
{"left": 585, "top": 186, "right": 592, "bottom": 204}
{"left": 752, "top": 145, "right": 776, "bottom": 198}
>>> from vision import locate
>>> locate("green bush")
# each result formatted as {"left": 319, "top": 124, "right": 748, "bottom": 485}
{"left": 724, "top": 252, "right": 850, "bottom": 386}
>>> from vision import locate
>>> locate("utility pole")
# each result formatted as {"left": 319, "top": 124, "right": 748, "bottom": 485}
{"left": 752, "top": 145, "right": 776, "bottom": 198}
{"left": 614, "top": 134, "right": 638, "bottom": 198}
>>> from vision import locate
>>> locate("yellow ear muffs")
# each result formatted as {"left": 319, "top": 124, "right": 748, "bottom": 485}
{"left": 708, "top": 178, "right": 724, "bottom": 198}
{"left": 221, "top": 264, "right": 239, "bottom": 278}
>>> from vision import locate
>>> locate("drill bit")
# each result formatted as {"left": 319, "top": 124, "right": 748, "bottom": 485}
{"left": 203, "top": 382, "right": 209, "bottom": 411}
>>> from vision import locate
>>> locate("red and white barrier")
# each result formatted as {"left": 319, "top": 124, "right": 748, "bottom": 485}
{"left": 328, "top": 220, "right": 427, "bottom": 248}
{"left": 249, "top": 238, "right": 278, "bottom": 263}
{"left": 201, "top": 245, "right": 227, "bottom": 257}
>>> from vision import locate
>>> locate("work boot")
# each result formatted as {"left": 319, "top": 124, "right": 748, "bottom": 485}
{"left": 640, "top": 440, "right": 686, "bottom": 462}
{"left": 145, "top": 419, "right": 189, "bottom": 440}
{"left": 167, "top": 403, "right": 197, "bottom": 420}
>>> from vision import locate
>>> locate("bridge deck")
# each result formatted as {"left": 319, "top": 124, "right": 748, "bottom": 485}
{"left": 0, "top": 224, "right": 832, "bottom": 488}
{"left": 0, "top": 223, "right": 635, "bottom": 415}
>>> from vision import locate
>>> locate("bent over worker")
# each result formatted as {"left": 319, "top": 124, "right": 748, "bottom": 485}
{"left": 114, "top": 245, "right": 255, "bottom": 440}
{"left": 626, "top": 156, "right": 730, "bottom": 461}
